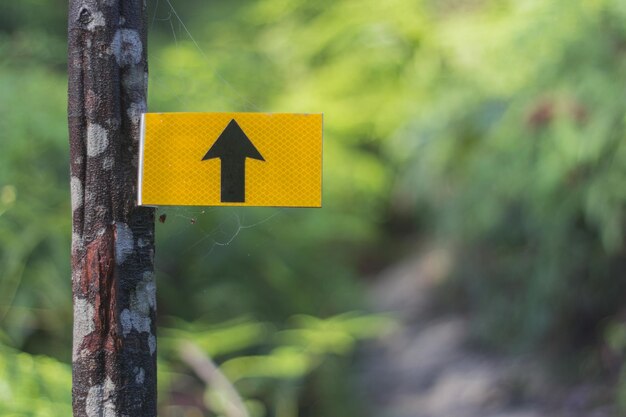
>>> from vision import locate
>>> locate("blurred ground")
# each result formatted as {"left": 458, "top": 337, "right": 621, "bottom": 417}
{"left": 360, "top": 247, "right": 617, "bottom": 417}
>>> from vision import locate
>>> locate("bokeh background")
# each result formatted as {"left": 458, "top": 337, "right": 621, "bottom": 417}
{"left": 2, "top": 0, "right": 626, "bottom": 416}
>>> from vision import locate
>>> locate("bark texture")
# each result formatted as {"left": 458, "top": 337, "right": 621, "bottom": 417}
{"left": 68, "top": 1, "right": 156, "bottom": 416}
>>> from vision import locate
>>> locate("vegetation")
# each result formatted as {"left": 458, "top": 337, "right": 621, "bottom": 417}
{"left": 1, "top": 0, "right": 625, "bottom": 415}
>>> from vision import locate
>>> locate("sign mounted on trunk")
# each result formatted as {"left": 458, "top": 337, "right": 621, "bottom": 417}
{"left": 138, "top": 112, "right": 323, "bottom": 207}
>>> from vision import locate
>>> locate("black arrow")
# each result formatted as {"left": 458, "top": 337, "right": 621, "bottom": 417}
{"left": 202, "top": 119, "right": 265, "bottom": 203}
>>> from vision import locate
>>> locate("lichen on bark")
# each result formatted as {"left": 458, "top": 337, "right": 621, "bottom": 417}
{"left": 68, "top": 1, "right": 156, "bottom": 416}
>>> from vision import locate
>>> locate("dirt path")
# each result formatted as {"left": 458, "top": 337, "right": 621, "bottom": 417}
{"left": 359, "top": 247, "right": 616, "bottom": 417}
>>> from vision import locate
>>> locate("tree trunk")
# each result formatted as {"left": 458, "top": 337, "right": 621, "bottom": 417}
{"left": 68, "top": 1, "right": 156, "bottom": 416}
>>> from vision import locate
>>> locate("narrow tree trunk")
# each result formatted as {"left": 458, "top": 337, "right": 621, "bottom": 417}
{"left": 68, "top": 1, "right": 156, "bottom": 416}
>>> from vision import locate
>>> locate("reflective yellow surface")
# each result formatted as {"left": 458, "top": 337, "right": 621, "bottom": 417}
{"left": 139, "top": 112, "right": 323, "bottom": 207}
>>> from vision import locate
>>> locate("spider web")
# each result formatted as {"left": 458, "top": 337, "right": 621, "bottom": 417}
{"left": 147, "top": 0, "right": 283, "bottom": 258}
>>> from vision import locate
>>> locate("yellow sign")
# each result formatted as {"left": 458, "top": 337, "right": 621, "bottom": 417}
{"left": 138, "top": 112, "right": 323, "bottom": 207}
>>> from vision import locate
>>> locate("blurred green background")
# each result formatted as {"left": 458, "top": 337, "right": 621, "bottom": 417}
{"left": 1, "top": 0, "right": 626, "bottom": 416}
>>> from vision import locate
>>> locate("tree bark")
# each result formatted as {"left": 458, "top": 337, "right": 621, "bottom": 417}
{"left": 68, "top": 1, "right": 156, "bottom": 416}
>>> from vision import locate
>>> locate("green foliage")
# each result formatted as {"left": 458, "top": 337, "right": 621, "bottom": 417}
{"left": 158, "top": 313, "right": 393, "bottom": 417}
{"left": 393, "top": 0, "right": 626, "bottom": 351}
{"left": 0, "top": 345, "right": 72, "bottom": 416}
{"left": 0, "top": 60, "right": 72, "bottom": 357}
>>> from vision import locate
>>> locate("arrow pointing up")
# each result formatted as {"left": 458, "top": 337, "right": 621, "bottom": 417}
{"left": 202, "top": 119, "right": 265, "bottom": 203}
